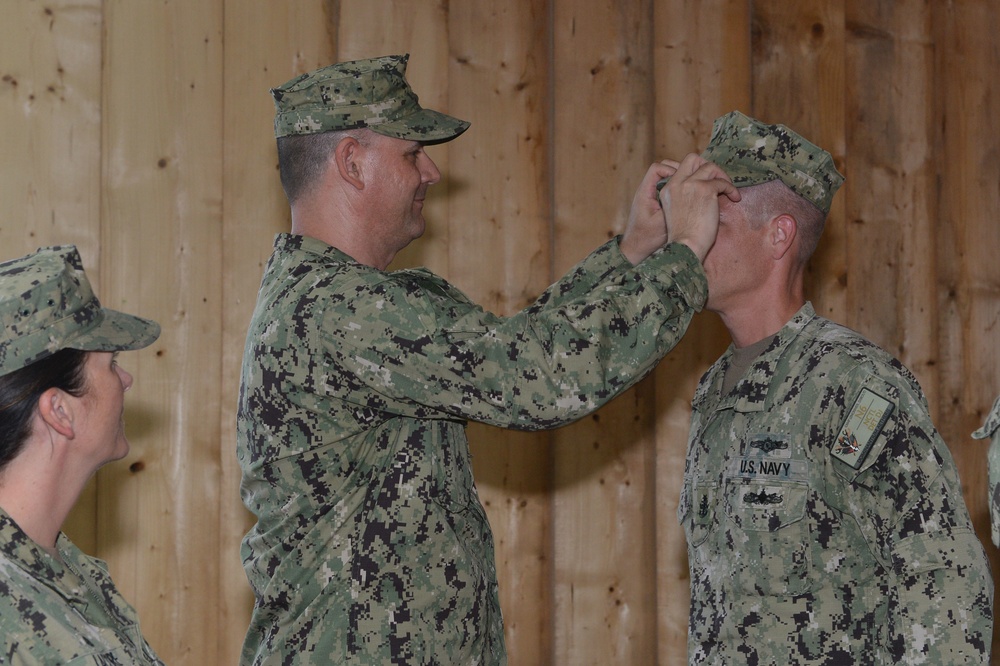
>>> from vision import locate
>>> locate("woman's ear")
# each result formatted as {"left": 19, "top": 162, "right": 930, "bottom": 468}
{"left": 335, "top": 136, "right": 366, "bottom": 191}
{"left": 771, "top": 213, "right": 798, "bottom": 261}
{"left": 36, "top": 388, "right": 75, "bottom": 439}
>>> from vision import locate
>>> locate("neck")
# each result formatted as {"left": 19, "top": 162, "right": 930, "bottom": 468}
{"left": 0, "top": 443, "right": 87, "bottom": 554}
{"left": 290, "top": 199, "right": 396, "bottom": 270}
{"left": 716, "top": 277, "right": 805, "bottom": 349}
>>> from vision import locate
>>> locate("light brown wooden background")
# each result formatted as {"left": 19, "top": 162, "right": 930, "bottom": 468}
{"left": 1, "top": 1, "right": 997, "bottom": 664}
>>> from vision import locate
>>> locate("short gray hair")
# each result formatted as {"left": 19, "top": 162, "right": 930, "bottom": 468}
{"left": 738, "top": 179, "right": 827, "bottom": 262}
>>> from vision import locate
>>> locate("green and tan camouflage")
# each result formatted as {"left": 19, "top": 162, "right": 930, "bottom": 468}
{"left": 0, "top": 507, "right": 165, "bottom": 663}
{"left": 271, "top": 54, "right": 470, "bottom": 142}
{"left": 658, "top": 110, "right": 845, "bottom": 215}
{"left": 0, "top": 245, "right": 160, "bottom": 378}
{"left": 973, "top": 395, "right": 1000, "bottom": 547}
{"left": 681, "top": 303, "right": 993, "bottom": 664}
{"left": 238, "top": 234, "right": 708, "bottom": 664}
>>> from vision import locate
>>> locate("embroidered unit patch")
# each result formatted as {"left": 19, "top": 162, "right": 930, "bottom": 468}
{"left": 832, "top": 388, "right": 894, "bottom": 469}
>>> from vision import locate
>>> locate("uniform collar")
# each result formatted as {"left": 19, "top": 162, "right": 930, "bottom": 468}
{"left": 694, "top": 302, "right": 817, "bottom": 413}
{"left": 274, "top": 233, "right": 361, "bottom": 266}
{"left": 0, "top": 506, "right": 58, "bottom": 577}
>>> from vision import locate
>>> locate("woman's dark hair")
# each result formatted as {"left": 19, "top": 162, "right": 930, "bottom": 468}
{"left": 0, "top": 348, "right": 88, "bottom": 471}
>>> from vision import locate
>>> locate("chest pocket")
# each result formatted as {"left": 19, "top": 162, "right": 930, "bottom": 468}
{"left": 723, "top": 478, "right": 815, "bottom": 596}
{"left": 678, "top": 481, "right": 717, "bottom": 547}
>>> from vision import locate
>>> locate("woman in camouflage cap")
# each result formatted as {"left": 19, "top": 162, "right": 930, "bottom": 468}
{"left": 0, "top": 246, "right": 164, "bottom": 664}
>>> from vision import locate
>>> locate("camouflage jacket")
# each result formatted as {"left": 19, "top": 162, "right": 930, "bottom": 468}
{"left": 973, "top": 395, "right": 1000, "bottom": 546}
{"left": 238, "top": 233, "right": 707, "bottom": 665}
{"left": 0, "top": 507, "right": 164, "bottom": 665}
{"left": 680, "top": 303, "right": 993, "bottom": 665}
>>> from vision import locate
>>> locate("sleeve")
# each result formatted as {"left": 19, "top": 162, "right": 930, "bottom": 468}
{"left": 319, "top": 240, "right": 706, "bottom": 429}
{"left": 972, "top": 395, "right": 1000, "bottom": 547}
{"left": 833, "top": 372, "right": 994, "bottom": 664}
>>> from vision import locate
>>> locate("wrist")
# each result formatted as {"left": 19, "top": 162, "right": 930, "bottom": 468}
{"left": 671, "top": 236, "right": 709, "bottom": 263}
{"left": 619, "top": 235, "right": 663, "bottom": 266}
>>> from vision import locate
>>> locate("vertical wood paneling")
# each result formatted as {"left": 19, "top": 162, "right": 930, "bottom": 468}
{"left": 446, "top": 3, "right": 553, "bottom": 662}
{"left": 551, "top": 1, "right": 659, "bottom": 663}
{"left": 1, "top": 1, "right": 1000, "bottom": 663}
{"left": 934, "top": 2, "right": 1000, "bottom": 655}
{"left": 843, "top": 1, "right": 937, "bottom": 392}
{"left": 0, "top": 1, "right": 103, "bottom": 257}
{"left": 100, "top": 1, "right": 224, "bottom": 660}
{"left": 0, "top": 0, "right": 104, "bottom": 554}
{"left": 652, "top": 2, "right": 751, "bottom": 662}
{"left": 751, "top": 1, "right": 848, "bottom": 324}
{"left": 221, "top": 3, "right": 336, "bottom": 663}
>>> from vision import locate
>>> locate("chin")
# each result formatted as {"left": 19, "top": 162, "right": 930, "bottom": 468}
{"left": 110, "top": 438, "right": 131, "bottom": 463}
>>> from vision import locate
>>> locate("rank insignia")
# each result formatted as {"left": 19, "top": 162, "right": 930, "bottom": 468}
{"left": 832, "top": 388, "right": 894, "bottom": 469}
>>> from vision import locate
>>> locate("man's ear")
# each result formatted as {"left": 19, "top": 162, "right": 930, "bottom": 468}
{"left": 771, "top": 213, "right": 798, "bottom": 260}
{"left": 37, "top": 388, "right": 75, "bottom": 439}
{"left": 335, "top": 136, "right": 366, "bottom": 191}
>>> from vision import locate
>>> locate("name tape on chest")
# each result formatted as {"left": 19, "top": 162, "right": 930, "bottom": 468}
{"left": 831, "top": 388, "right": 894, "bottom": 469}
{"left": 727, "top": 457, "right": 809, "bottom": 481}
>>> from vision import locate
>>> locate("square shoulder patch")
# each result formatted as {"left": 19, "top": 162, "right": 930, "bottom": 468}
{"left": 831, "top": 388, "right": 895, "bottom": 469}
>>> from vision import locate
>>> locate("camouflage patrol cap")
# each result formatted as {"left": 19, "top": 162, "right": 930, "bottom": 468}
{"left": 702, "top": 110, "right": 844, "bottom": 214}
{"left": 271, "top": 53, "right": 470, "bottom": 143}
{"left": 0, "top": 246, "right": 160, "bottom": 378}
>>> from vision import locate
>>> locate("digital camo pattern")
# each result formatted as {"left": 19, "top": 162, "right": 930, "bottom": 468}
{"left": 0, "top": 508, "right": 164, "bottom": 665}
{"left": 658, "top": 111, "right": 844, "bottom": 215}
{"left": 972, "top": 395, "right": 1000, "bottom": 546}
{"left": 680, "top": 303, "right": 993, "bottom": 665}
{"left": 238, "top": 233, "right": 707, "bottom": 665}
{"left": 271, "top": 54, "right": 469, "bottom": 142}
{"left": 0, "top": 245, "right": 159, "bottom": 378}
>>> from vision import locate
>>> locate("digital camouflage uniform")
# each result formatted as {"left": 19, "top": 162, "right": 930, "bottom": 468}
{"left": 0, "top": 246, "right": 161, "bottom": 664}
{"left": 238, "top": 233, "right": 707, "bottom": 665}
{"left": 680, "top": 303, "right": 993, "bottom": 664}
{"left": 973, "top": 395, "right": 1000, "bottom": 546}
{"left": 0, "top": 508, "right": 164, "bottom": 665}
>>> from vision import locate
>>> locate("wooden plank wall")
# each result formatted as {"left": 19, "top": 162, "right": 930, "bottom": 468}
{"left": 0, "top": 1, "right": 998, "bottom": 664}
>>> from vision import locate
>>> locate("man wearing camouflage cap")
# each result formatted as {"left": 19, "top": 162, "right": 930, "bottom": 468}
{"left": 678, "top": 111, "right": 993, "bottom": 663}
{"left": 237, "top": 54, "right": 737, "bottom": 664}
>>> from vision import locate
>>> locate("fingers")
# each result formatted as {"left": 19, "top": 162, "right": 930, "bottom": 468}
{"left": 648, "top": 160, "right": 679, "bottom": 192}
{"left": 624, "top": 154, "right": 738, "bottom": 264}
{"left": 658, "top": 154, "right": 737, "bottom": 262}
{"left": 662, "top": 154, "right": 737, "bottom": 201}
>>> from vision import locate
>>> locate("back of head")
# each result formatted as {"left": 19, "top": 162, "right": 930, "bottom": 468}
{"left": 0, "top": 246, "right": 160, "bottom": 470}
{"left": 272, "top": 54, "right": 471, "bottom": 203}
{"left": 737, "top": 179, "right": 829, "bottom": 262}
{"left": 702, "top": 111, "right": 844, "bottom": 262}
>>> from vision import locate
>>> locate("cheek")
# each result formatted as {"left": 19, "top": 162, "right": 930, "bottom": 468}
{"left": 703, "top": 236, "right": 732, "bottom": 272}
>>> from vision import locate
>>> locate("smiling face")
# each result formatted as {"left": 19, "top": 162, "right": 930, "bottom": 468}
{"left": 76, "top": 351, "right": 135, "bottom": 467}
{"left": 361, "top": 132, "right": 442, "bottom": 259}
